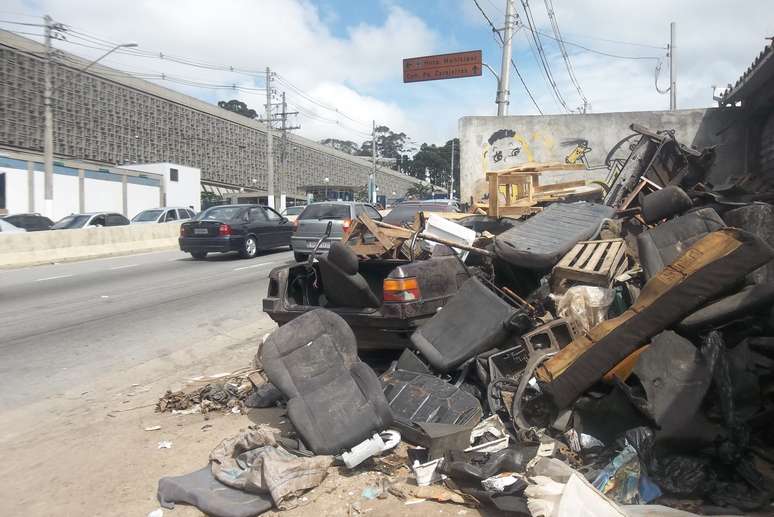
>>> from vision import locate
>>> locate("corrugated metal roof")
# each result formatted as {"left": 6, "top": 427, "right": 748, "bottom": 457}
{"left": 721, "top": 40, "right": 774, "bottom": 105}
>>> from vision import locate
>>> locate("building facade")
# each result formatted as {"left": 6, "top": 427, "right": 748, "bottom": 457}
{"left": 0, "top": 30, "right": 424, "bottom": 207}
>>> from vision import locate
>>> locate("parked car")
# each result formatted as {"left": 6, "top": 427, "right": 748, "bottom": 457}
{"left": 263, "top": 245, "right": 467, "bottom": 350}
{"left": 132, "top": 207, "right": 195, "bottom": 224}
{"left": 1, "top": 213, "right": 53, "bottom": 231}
{"left": 0, "top": 218, "right": 26, "bottom": 233}
{"left": 51, "top": 212, "right": 130, "bottom": 230}
{"left": 291, "top": 202, "right": 382, "bottom": 262}
{"left": 280, "top": 205, "right": 306, "bottom": 222}
{"left": 382, "top": 200, "right": 461, "bottom": 226}
{"left": 179, "top": 204, "right": 292, "bottom": 260}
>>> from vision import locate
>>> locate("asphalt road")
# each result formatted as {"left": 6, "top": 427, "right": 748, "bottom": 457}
{"left": 0, "top": 247, "right": 293, "bottom": 411}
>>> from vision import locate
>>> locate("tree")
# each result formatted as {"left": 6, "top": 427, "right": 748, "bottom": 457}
{"left": 405, "top": 182, "right": 434, "bottom": 200}
{"left": 356, "top": 126, "right": 415, "bottom": 172}
{"left": 218, "top": 99, "right": 257, "bottom": 119}
{"left": 319, "top": 138, "right": 360, "bottom": 155}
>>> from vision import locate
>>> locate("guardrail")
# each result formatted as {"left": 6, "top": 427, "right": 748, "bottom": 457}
{"left": 0, "top": 223, "right": 182, "bottom": 268}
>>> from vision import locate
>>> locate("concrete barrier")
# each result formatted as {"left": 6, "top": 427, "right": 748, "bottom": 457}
{"left": 0, "top": 223, "right": 182, "bottom": 268}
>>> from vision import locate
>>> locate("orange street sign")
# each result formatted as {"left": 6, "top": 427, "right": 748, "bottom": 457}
{"left": 403, "top": 50, "right": 482, "bottom": 83}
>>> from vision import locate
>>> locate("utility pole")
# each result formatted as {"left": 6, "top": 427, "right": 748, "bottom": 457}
{"left": 371, "top": 120, "right": 376, "bottom": 204}
{"left": 495, "top": 0, "right": 515, "bottom": 116}
{"left": 43, "top": 14, "right": 54, "bottom": 218}
{"left": 669, "top": 21, "right": 676, "bottom": 111}
{"left": 449, "top": 139, "right": 455, "bottom": 199}
{"left": 265, "top": 67, "right": 275, "bottom": 208}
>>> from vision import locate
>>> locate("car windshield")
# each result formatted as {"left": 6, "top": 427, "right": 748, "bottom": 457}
{"left": 52, "top": 215, "right": 91, "bottom": 229}
{"left": 285, "top": 206, "right": 305, "bottom": 215}
{"left": 298, "top": 204, "right": 350, "bottom": 220}
{"left": 383, "top": 203, "right": 455, "bottom": 225}
{"left": 132, "top": 209, "right": 163, "bottom": 222}
{"left": 196, "top": 206, "right": 246, "bottom": 221}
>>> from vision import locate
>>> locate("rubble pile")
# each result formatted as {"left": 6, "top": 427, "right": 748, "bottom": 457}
{"left": 156, "top": 125, "right": 774, "bottom": 516}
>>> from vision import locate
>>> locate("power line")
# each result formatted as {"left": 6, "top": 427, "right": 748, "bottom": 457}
{"left": 557, "top": 30, "right": 667, "bottom": 50}
{"left": 543, "top": 0, "right": 588, "bottom": 111}
{"left": 519, "top": 0, "right": 571, "bottom": 112}
{"left": 470, "top": 0, "right": 543, "bottom": 115}
{"left": 0, "top": 19, "right": 44, "bottom": 27}
{"left": 523, "top": 24, "right": 663, "bottom": 60}
{"left": 274, "top": 74, "right": 371, "bottom": 128}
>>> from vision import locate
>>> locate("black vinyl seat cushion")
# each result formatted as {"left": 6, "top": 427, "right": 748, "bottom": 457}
{"left": 640, "top": 185, "right": 693, "bottom": 224}
{"left": 260, "top": 309, "right": 393, "bottom": 454}
{"left": 318, "top": 242, "right": 380, "bottom": 308}
{"left": 637, "top": 207, "right": 726, "bottom": 279}
{"left": 494, "top": 202, "right": 616, "bottom": 270}
{"left": 410, "top": 277, "right": 517, "bottom": 373}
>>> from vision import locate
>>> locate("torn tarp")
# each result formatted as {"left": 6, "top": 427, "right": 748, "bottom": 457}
{"left": 209, "top": 426, "right": 333, "bottom": 509}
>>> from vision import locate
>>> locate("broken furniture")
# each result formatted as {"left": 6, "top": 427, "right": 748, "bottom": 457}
{"left": 410, "top": 277, "right": 519, "bottom": 373}
{"left": 317, "top": 241, "right": 380, "bottom": 308}
{"left": 494, "top": 201, "right": 616, "bottom": 270}
{"left": 551, "top": 239, "right": 628, "bottom": 291}
{"left": 260, "top": 309, "right": 393, "bottom": 454}
{"left": 380, "top": 367, "right": 482, "bottom": 456}
{"left": 639, "top": 185, "right": 693, "bottom": 224}
{"left": 537, "top": 228, "right": 774, "bottom": 408}
{"left": 485, "top": 161, "right": 595, "bottom": 218}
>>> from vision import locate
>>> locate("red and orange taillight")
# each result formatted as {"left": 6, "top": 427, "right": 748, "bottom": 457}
{"left": 383, "top": 277, "right": 420, "bottom": 302}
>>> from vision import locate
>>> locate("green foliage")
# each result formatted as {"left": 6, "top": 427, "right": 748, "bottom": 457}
{"left": 218, "top": 99, "right": 257, "bottom": 119}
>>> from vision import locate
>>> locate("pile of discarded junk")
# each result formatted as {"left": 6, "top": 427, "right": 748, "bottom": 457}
{"left": 156, "top": 125, "right": 774, "bottom": 516}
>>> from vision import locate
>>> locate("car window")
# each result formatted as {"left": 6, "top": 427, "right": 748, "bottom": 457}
{"left": 198, "top": 206, "right": 246, "bottom": 221}
{"left": 107, "top": 214, "right": 128, "bottom": 226}
{"left": 298, "top": 203, "right": 351, "bottom": 220}
{"left": 249, "top": 207, "right": 267, "bottom": 222}
{"left": 52, "top": 215, "right": 90, "bottom": 229}
{"left": 382, "top": 203, "right": 452, "bottom": 226}
{"left": 285, "top": 206, "right": 304, "bottom": 216}
{"left": 90, "top": 215, "right": 106, "bottom": 226}
{"left": 165, "top": 210, "right": 178, "bottom": 221}
{"left": 264, "top": 207, "right": 281, "bottom": 221}
{"left": 132, "top": 209, "right": 163, "bottom": 222}
{"left": 364, "top": 205, "right": 382, "bottom": 220}
{"left": 178, "top": 209, "right": 192, "bottom": 219}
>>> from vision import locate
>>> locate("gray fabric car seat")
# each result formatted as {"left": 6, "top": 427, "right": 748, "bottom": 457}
{"left": 260, "top": 309, "right": 393, "bottom": 455}
{"left": 636, "top": 207, "right": 726, "bottom": 279}
{"left": 318, "top": 242, "right": 380, "bottom": 308}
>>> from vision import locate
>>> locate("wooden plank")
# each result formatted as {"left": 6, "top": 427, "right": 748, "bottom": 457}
{"left": 586, "top": 241, "right": 609, "bottom": 272}
{"left": 573, "top": 241, "right": 597, "bottom": 269}
{"left": 598, "top": 240, "right": 623, "bottom": 274}
{"left": 556, "top": 243, "right": 583, "bottom": 269}
{"left": 534, "top": 180, "right": 586, "bottom": 193}
{"left": 606, "top": 243, "right": 628, "bottom": 281}
{"left": 358, "top": 214, "right": 395, "bottom": 250}
{"left": 492, "top": 161, "right": 585, "bottom": 173}
{"left": 496, "top": 206, "right": 542, "bottom": 217}
{"left": 577, "top": 238, "right": 624, "bottom": 244}
{"left": 351, "top": 243, "right": 388, "bottom": 256}
{"left": 487, "top": 172, "right": 500, "bottom": 218}
{"left": 497, "top": 174, "right": 540, "bottom": 185}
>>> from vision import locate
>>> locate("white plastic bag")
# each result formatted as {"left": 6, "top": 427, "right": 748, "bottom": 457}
{"left": 553, "top": 285, "right": 615, "bottom": 331}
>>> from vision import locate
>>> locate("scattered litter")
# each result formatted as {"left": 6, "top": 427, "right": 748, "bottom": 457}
{"left": 144, "top": 425, "right": 161, "bottom": 431}
{"left": 157, "top": 441, "right": 172, "bottom": 449}
{"left": 146, "top": 509, "right": 163, "bottom": 517}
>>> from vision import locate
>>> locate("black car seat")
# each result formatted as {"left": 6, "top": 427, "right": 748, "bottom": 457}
{"left": 494, "top": 202, "right": 616, "bottom": 270}
{"left": 260, "top": 309, "right": 393, "bottom": 455}
{"left": 410, "top": 277, "right": 518, "bottom": 373}
{"left": 318, "top": 242, "right": 380, "bottom": 308}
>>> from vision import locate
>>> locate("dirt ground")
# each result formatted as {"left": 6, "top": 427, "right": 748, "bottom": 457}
{"left": 0, "top": 316, "right": 492, "bottom": 517}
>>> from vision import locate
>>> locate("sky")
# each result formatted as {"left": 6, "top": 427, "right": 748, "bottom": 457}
{"left": 1, "top": 0, "right": 771, "bottom": 149}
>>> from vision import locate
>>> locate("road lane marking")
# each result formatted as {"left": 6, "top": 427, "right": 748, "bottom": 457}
{"left": 110, "top": 264, "right": 138, "bottom": 270}
{"left": 233, "top": 261, "right": 277, "bottom": 271}
{"left": 35, "top": 274, "right": 73, "bottom": 282}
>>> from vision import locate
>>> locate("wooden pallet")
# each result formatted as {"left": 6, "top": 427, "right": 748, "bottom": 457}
{"left": 552, "top": 238, "right": 628, "bottom": 289}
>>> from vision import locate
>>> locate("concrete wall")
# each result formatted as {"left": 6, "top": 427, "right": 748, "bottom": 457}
{"left": 459, "top": 107, "right": 748, "bottom": 202}
{"left": 0, "top": 222, "right": 182, "bottom": 268}
{"left": 120, "top": 162, "right": 201, "bottom": 212}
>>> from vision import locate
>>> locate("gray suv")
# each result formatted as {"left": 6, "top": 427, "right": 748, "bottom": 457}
{"left": 291, "top": 201, "right": 382, "bottom": 262}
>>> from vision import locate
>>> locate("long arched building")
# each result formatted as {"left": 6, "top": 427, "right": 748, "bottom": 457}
{"left": 0, "top": 29, "right": 426, "bottom": 209}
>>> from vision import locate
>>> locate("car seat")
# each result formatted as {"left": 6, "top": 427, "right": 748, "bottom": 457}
{"left": 260, "top": 309, "right": 393, "bottom": 455}
{"left": 410, "top": 277, "right": 518, "bottom": 373}
{"left": 317, "top": 242, "right": 380, "bottom": 308}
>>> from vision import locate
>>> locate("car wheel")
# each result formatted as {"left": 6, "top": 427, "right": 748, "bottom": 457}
{"left": 294, "top": 252, "right": 307, "bottom": 262}
{"left": 190, "top": 251, "right": 207, "bottom": 260}
{"left": 241, "top": 236, "right": 258, "bottom": 259}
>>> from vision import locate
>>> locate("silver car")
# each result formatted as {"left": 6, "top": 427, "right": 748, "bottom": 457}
{"left": 291, "top": 201, "right": 382, "bottom": 262}
{"left": 131, "top": 207, "right": 196, "bottom": 224}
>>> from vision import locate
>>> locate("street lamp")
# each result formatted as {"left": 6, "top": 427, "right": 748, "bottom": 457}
{"left": 323, "top": 177, "right": 330, "bottom": 200}
{"left": 82, "top": 42, "right": 138, "bottom": 71}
